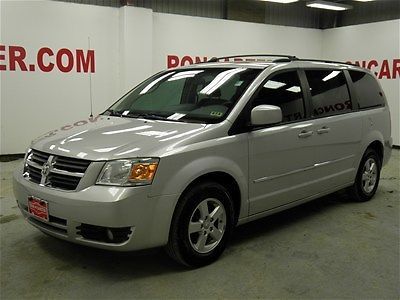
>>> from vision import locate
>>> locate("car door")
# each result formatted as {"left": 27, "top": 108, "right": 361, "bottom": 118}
{"left": 302, "top": 69, "right": 362, "bottom": 191}
{"left": 248, "top": 70, "right": 320, "bottom": 215}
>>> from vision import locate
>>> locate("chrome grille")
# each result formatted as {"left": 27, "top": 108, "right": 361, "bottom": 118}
{"left": 31, "top": 150, "right": 50, "bottom": 165}
{"left": 26, "top": 164, "right": 42, "bottom": 184}
{"left": 47, "top": 173, "right": 82, "bottom": 190}
{"left": 23, "top": 149, "right": 91, "bottom": 191}
{"left": 54, "top": 156, "right": 89, "bottom": 173}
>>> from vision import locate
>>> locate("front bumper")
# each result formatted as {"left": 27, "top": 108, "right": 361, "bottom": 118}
{"left": 13, "top": 167, "right": 179, "bottom": 251}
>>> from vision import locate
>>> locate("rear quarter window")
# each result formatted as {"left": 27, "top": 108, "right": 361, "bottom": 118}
{"left": 349, "top": 71, "right": 385, "bottom": 109}
{"left": 305, "top": 70, "right": 353, "bottom": 118}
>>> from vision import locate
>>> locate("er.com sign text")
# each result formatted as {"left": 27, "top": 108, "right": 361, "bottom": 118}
{"left": 0, "top": 45, "right": 95, "bottom": 73}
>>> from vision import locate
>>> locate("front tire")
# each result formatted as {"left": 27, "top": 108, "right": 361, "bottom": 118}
{"left": 349, "top": 148, "right": 381, "bottom": 202}
{"left": 166, "top": 181, "right": 235, "bottom": 267}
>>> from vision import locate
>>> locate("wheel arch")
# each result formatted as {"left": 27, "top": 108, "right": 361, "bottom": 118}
{"left": 179, "top": 171, "right": 242, "bottom": 224}
{"left": 366, "top": 140, "right": 384, "bottom": 164}
{"left": 358, "top": 129, "right": 385, "bottom": 167}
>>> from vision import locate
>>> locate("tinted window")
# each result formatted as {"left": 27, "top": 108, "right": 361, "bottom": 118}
{"left": 252, "top": 71, "right": 305, "bottom": 123}
{"left": 106, "top": 68, "right": 261, "bottom": 123}
{"left": 305, "top": 70, "right": 352, "bottom": 117}
{"left": 349, "top": 71, "right": 384, "bottom": 109}
{"left": 133, "top": 78, "right": 184, "bottom": 110}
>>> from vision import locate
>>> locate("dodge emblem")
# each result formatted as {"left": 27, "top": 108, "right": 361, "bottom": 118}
{"left": 41, "top": 162, "right": 51, "bottom": 177}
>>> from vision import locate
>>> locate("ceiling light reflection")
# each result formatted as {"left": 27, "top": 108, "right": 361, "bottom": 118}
{"left": 286, "top": 86, "right": 301, "bottom": 93}
{"left": 115, "top": 148, "right": 141, "bottom": 156}
{"left": 306, "top": 0, "right": 352, "bottom": 11}
{"left": 102, "top": 125, "right": 152, "bottom": 135}
{"left": 77, "top": 152, "right": 88, "bottom": 159}
{"left": 94, "top": 146, "right": 119, "bottom": 153}
{"left": 140, "top": 72, "right": 174, "bottom": 94}
{"left": 57, "top": 147, "right": 70, "bottom": 153}
{"left": 199, "top": 68, "right": 246, "bottom": 95}
{"left": 167, "top": 70, "right": 204, "bottom": 81}
{"left": 323, "top": 71, "right": 341, "bottom": 82}
{"left": 264, "top": 80, "right": 286, "bottom": 89}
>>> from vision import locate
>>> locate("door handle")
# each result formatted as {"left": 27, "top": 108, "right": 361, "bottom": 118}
{"left": 317, "top": 126, "right": 330, "bottom": 134}
{"left": 298, "top": 130, "right": 313, "bottom": 138}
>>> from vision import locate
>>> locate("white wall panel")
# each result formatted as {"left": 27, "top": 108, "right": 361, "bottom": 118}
{"left": 1, "top": 1, "right": 120, "bottom": 154}
{"left": 119, "top": 6, "right": 153, "bottom": 94}
{"left": 152, "top": 13, "right": 323, "bottom": 72}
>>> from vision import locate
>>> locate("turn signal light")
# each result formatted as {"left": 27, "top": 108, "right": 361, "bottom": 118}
{"left": 129, "top": 162, "right": 158, "bottom": 182}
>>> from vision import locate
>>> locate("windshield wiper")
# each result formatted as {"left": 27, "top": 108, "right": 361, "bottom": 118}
{"left": 126, "top": 112, "right": 184, "bottom": 122}
{"left": 104, "top": 110, "right": 186, "bottom": 122}
{"left": 103, "top": 109, "right": 124, "bottom": 117}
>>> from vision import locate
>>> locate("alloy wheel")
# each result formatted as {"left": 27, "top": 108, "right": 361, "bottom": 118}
{"left": 361, "top": 157, "right": 378, "bottom": 194}
{"left": 188, "top": 198, "right": 227, "bottom": 254}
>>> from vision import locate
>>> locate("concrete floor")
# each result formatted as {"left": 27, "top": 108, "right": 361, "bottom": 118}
{"left": 1, "top": 151, "right": 399, "bottom": 299}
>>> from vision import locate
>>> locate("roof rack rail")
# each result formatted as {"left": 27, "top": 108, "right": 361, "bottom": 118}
{"left": 207, "top": 54, "right": 298, "bottom": 63}
{"left": 204, "top": 55, "right": 354, "bottom": 66}
{"left": 296, "top": 58, "right": 355, "bottom": 66}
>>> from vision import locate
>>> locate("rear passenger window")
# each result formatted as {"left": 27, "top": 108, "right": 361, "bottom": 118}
{"left": 305, "top": 70, "right": 352, "bottom": 117}
{"left": 349, "top": 71, "right": 384, "bottom": 109}
{"left": 252, "top": 71, "right": 305, "bottom": 123}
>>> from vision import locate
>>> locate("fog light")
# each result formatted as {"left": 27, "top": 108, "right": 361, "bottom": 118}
{"left": 77, "top": 224, "right": 132, "bottom": 244}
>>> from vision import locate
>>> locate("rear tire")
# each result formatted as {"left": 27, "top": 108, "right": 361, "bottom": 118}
{"left": 348, "top": 148, "right": 381, "bottom": 202}
{"left": 166, "top": 181, "right": 234, "bottom": 267}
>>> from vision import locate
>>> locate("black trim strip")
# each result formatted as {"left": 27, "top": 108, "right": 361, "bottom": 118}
{"left": 0, "top": 154, "right": 24, "bottom": 162}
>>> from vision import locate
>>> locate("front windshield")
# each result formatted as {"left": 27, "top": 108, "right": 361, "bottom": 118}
{"left": 105, "top": 67, "right": 261, "bottom": 123}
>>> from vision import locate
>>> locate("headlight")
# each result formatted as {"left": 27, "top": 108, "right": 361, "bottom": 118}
{"left": 96, "top": 158, "right": 159, "bottom": 186}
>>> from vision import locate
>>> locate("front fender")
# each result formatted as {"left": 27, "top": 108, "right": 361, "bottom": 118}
{"left": 150, "top": 135, "right": 249, "bottom": 219}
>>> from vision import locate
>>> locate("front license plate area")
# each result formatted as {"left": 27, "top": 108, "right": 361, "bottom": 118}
{"left": 28, "top": 196, "right": 49, "bottom": 222}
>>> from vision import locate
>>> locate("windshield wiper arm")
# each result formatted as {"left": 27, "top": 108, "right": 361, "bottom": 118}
{"left": 126, "top": 113, "right": 182, "bottom": 121}
{"left": 103, "top": 109, "right": 124, "bottom": 117}
{"left": 104, "top": 110, "right": 185, "bottom": 122}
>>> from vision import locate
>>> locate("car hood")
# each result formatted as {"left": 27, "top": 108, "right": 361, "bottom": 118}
{"left": 31, "top": 116, "right": 208, "bottom": 161}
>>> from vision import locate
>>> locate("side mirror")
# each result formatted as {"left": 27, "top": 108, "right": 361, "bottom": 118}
{"left": 250, "top": 105, "right": 282, "bottom": 126}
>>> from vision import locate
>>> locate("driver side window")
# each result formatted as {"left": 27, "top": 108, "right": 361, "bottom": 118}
{"left": 252, "top": 71, "right": 306, "bottom": 123}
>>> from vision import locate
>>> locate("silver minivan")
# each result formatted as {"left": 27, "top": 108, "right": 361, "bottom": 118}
{"left": 13, "top": 55, "right": 392, "bottom": 267}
